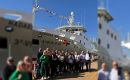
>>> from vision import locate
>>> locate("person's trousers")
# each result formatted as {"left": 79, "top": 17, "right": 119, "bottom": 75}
{"left": 75, "top": 61, "right": 80, "bottom": 72}
{"left": 59, "top": 61, "right": 64, "bottom": 72}
{"left": 86, "top": 60, "right": 91, "bottom": 71}
{"left": 51, "top": 60, "right": 57, "bottom": 76}
{"left": 40, "top": 62, "right": 49, "bottom": 77}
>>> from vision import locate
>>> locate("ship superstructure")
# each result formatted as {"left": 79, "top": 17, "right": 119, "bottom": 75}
{"left": 46, "top": 12, "right": 96, "bottom": 53}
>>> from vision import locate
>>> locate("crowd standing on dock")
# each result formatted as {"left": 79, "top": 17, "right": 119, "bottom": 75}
{"left": 35, "top": 48, "right": 93, "bottom": 80}
{"left": 0, "top": 48, "right": 130, "bottom": 80}
{"left": 0, "top": 48, "right": 95, "bottom": 80}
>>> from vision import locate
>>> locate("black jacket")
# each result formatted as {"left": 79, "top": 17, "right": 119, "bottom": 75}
{"left": 3, "top": 64, "right": 16, "bottom": 80}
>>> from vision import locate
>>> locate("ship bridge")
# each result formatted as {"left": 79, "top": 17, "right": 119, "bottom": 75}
{"left": 56, "top": 25, "right": 87, "bottom": 34}
{"left": 56, "top": 11, "right": 87, "bottom": 35}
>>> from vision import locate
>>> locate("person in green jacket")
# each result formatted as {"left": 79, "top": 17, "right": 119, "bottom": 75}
{"left": 40, "top": 50, "right": 50, "bottom": 80}
{"left": 9, "top": 60, "right": 30, "bottom": 80}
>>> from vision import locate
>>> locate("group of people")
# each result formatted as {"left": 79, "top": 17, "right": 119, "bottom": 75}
{"left": 98, "top": 61, "right": 130, "bottom": 80}
{"left": 2, "top": 56, "right": 32, "bottom": 80}
{"left": 0, "top": 48, "right": 93, "bottom": 80}
{"left": 35, "top": 48, "right": 93, "bottom": 80}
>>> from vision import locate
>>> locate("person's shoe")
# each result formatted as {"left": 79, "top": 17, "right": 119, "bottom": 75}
{"left": 41, "top": 77, "right": 44, "bottom": 80}
{"left": 44, "top": 77, "right": 47, "bottom": 80}
{"left": 47, "top": 76, "right": 50, "bottom": 79}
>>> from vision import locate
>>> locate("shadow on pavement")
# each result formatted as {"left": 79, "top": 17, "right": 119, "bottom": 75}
{"left": 48, "top": 68, "right": 98, "bottom": 80}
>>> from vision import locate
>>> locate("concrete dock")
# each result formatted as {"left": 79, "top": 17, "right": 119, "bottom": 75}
{"left": 52, "top": 61, "right": 98, "bottom": 80}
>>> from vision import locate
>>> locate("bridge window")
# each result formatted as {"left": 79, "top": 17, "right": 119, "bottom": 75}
{"left": 0, "top": 37, "right": 7, "bottom": 49}
{"left": 114, "top": 36, "right": 117, "bottom": 40}
{"left": 111, "top": 33, "right": 113, "bottom": 38}
{"left": 106, "top": 29, "right": 110, "bottom": 35}
{"left": 66, "top": 29, "right": 69, "bottom": 32}
{"left": 80, "top": 40, "right": 81, "bottom": 43}
{"left": 75, "top": 29, "right": 78, "bottom": 31}
{"left": 107, "top": 43, "right": 110, "bottom": 49}
{"left": 98, "top": 38, "right": 101, "bottom": 45}
{"left": 80, "top": 33, "right": 82, "bottom": 36}
{"left": 99, "top": 23, "right": 102, "bottom": 30}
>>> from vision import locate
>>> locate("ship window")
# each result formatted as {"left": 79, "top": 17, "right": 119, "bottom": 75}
{"left": 111, "top": 33, "right": 113, "bottom": 38}
{"left": 84, "top": 36, "right": 85, "bottom": 39}
{"left": 66, "top": 29, "right": 69, "bottom": 32}
{"left": 98, "top": 38, "right": 101, "bottom": 45}
{"left": 80, "top": 40, "right": 81, "bottom": 43}
{"left": 0, "top": 37, "right": 7, "bottom": 49}
{"left": 32, "top": 39, "right": 39, "bottom": 45}
{"left": 80, "top": 33, "right": 82, "bottom": 36}
{"left": 99, "top": 23, "right": 102, "bottom": 30}
{"left": 107, "top": 29, "right": 110, "bottom": 35}
{"left": 84, "top": 42, "right": 85, "bottom": 45}
{"left": 114, "top": 36, "right": 117, "bottom": 40}
{"left": 75, "top": 29, "right": 78, "bottom": 31}
{"left": 107, "top": 43, "right": 110, "bottom": 49}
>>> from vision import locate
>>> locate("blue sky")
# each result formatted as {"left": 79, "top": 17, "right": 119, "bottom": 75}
{"left": 0, "top": 0, "right": 97, "bottom": 38}
{"left": 34, "top": 0, "right": 97, "bottom": 38}
{"left": 104, "top": 0, "right": 130, "bottom": 40}
{"left": 0, "top": 0, "right": 32, "bottom": 13}
{"left": 0, "top": 0, "right": 129, "bottom": 40}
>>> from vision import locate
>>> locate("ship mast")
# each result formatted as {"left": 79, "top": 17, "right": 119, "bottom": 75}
{"left": 99, "top": 0, "right": 105, "bottom": 8}
{"left": 99, "top": 0, "right": 109, "bottom": 11}
{"left": 68, "top": 12, "right": 75, "bottom": 26}
{"left": 32, "top": 0, "right": 39, "bottom": 29}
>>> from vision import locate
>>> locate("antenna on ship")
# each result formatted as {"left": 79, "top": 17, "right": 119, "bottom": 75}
{"left": 83, "top": 9, "right": 86, "bottom": 27}
{"left": 99, "top": 0, "right": 105, "bottom": 8}
{"left": 106, "top": 0, "right": 109, "bottom": 12}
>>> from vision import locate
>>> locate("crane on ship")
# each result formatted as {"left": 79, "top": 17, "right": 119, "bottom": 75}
{"left": 32, "top": 0, "right": 70, "bottom": 27}
{"left": 32, "top": 0, "right": 71, "bottom": 46}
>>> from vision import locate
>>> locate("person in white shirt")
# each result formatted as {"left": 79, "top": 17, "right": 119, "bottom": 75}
{"left": 110, "top": 61, "right": 124, "bottom": 80}
{"left": 85, "top": 51, "right": 90, "bottom": 71}
{"left": 98, "top": 63, "right": 109, "bottom": 80}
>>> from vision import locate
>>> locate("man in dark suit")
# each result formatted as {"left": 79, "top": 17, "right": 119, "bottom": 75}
{"left": 3, "top": 57, "right": 16, "bottom": 80}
